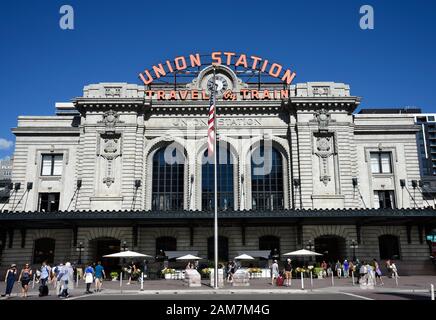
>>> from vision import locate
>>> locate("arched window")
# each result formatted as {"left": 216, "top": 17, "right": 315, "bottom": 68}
{"left": 33, "top": 238, "right": 55, "bottom": 264}
{"left": 259, "top": 235, "right": 280, "bottom": 259}
{"left": 152, "top": 147, "right": 185, "bottom": 211}
{"left": 207, "top": 236, "right": 229, "bottom": 261}
{"left": 379, "top": 235, "right": 401, "bottom": 260}
{"left": 202, "top": 147, "right": 234, "bottom": 211}
{"left": 251, "top": 145, "right": 284, "bottom": 210}
{"left": 155, "top": 236, "right": 177, "bottom": 256}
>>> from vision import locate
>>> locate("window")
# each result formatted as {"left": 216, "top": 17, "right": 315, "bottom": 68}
{"left": 379, "top": 235, "right": 401, "bottom": 260}
{"left": 41, "top": 154, "right": 63, "bottom": 176}
{"left": 207, "top": 236, "right": 228, "bottom": 261}
{"left": 152, "top": 147, "right": 185, "bottom": 211}
{"left": 155, "top": 236, "right": 177, "bottom": 256}
{"left": 202, "top": 148, "right": 234, "bottom": 211}
{"left": 259, "top": 235, "right": 280, "bottom": 259}
{"left": 251, "top": 145, "right": 284, "bottom": 210}
{"left": 370, "top": 152, "right": 392, "bottom": 174}
{"left": 38, "top": 193, "right": 60, "bottom": 212}
{"left": 33, "top": 238, "right": 55, "bottom": 264}
{"left": 374, "top": 190, "right": 395, "bottom": 209}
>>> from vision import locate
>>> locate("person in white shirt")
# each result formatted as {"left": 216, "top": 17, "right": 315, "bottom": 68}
{"left": 271, "top": 260, "right": 279, "bottom": 286}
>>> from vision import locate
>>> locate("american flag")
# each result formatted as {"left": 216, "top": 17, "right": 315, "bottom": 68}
{"left": 207, "top": 85, "right": 216, "bottom": 158}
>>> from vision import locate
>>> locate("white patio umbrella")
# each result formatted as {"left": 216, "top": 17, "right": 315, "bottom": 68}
{"left": 176, "top": 254, "right": 202, "bottom": 260}
{"left": 282, "top": 249, "right": 322, "bottom": 257}
{"left": 103, "top": 250, "right": 152, "bottom": 258}
{"left": 234, "top": 254, "right": 255, "bottom": 260}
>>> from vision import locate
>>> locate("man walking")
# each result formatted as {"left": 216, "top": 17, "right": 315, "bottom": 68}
{"left": 343, "top": 259, "right": 349, "bottom": 278}
{"left": 94, "top": 261, "right": 106, "bottom": 292}
{"left": 39, "top": 261, "right": 51, "bottom": 297}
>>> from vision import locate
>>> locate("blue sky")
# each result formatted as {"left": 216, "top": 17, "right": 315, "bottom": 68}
{"left": 1, "top": 0, "right": 435, "bottom": 160}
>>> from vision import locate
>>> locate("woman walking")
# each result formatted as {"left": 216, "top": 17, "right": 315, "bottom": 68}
{"left": 1, "top": 264, "right": 18, "bottom": 297}
{"left": 84, "top": 263, "right": 94, "bottom": 294}
{"left": 18, "top": 263, "right": 33, "bottom": 298}
{"left": 373, "top": 259, "right": 384, "bottom": 286}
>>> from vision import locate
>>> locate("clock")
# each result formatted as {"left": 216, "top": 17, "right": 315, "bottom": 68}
{"left": 206, "top": 74, "right": 229, "bottom": 96}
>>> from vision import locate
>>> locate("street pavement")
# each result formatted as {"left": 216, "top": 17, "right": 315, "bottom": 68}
{"left": 0, "top": 276, "right": 435, "bottom": 301}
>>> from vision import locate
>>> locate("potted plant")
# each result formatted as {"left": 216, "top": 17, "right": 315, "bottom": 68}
{"left": 201, "top": 268, "right": 211, "bottom": 279}
{"left": 313, "top": 267, "right": 323, "bottom": 279}
{"left": 161, "top": 268, "right": 176, "bottom": 279}
{"left": 110, "top": 272, "right": 119, "bottom": 281}
{"left": 248, "top": 268, "right": 262, "bottom": 278}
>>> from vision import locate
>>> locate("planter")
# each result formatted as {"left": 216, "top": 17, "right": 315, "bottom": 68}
{"left": 111, "top": 277, "right": 118, "bottom": 281}
{"left": 164, "top": 273, "right": 172, "bottom": 279}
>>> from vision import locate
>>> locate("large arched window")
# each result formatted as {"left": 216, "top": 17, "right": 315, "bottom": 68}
{"left": 152, "top": 147, "right": 185, "bottom": 211}
{"left": 379, "top": 235, "right": 401, "bottom": 260}
{"left": 251, "top": 145, "right": 284, "bottom": 210}
{"left": 202, "top": 147, "right": 234, "bottom": 211}
{"left": 155, "top": 236, "right": 177, "bottom": 256}
{"left": 33, "top": 238, "right": 55, "bottom": 264}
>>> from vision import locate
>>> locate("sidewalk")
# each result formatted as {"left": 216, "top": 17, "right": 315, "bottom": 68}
{"left": 1, "top": 276, "right": 435, "bottom": 298}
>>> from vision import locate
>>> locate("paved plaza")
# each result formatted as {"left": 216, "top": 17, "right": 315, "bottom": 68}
{"left": 1, "top": 276, "right": 435, "bottom": 301}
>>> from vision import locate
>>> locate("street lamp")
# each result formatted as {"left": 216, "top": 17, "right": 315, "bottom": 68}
{"left": 350, "top": 240, "right": 358, "bottom": 262}
{"left": 306, "top": 240, "right": 315, "bottom": 262}
{"left": 76, "top": 241, "right": 84, "bottom": 265}
{"left": 121, "top": 241, "right": 128, "bottom": 264}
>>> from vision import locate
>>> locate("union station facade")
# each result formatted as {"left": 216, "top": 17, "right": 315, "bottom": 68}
{"left": 0, "top": 57, "right": 435, "bottom": 275}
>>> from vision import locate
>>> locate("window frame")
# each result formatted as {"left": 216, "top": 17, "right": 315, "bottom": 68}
{"left": 370, "top": 151, "right": 393, "bottom": 174}
{"left": 41, "top": 154, "right": 63, "bottom": 176}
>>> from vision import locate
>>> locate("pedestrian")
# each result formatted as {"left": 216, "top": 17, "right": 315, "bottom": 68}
{"left": 1, "top": 264, "right": 17, "bottom": 298}
{"left": 94, "top": 261, "right": 105, "bottom": 292}
{"left": 321, "top": 260, "right": 327, "bottom": 278}
{"left": 52, "top": 262, "right": 63, "bottom": 295}
{"left": 284, "top": 258, "right": 293, "bottom": 287}
{"left": 226, "top": 261, "right": 234, "bottom": 283}
{"left": 335, "top": 260, "right": 342, "bottom": 278}
{"left": 271, "top": 260, "right": 279, "bottom": 286}
{"left": 58, "top": 262, "right": 74, "bottom": 298}
{"left": 373, "top": 259, "right": 384, "bottom": 286}
{"left": 343, "top": 259, "right": 349, "bottom": 278}
{"left": 39, "top": 261, "right": 51, "bottom": 297}
{"left": 391, "top": 260, "right": 399, "bottom": 279}
{"left": 359, "top": 261, "right": 367, "bottom": 285}
{"left": 18, "top": 263, "right": 32, "bottom": 298}
{"left": 84, "top": 263, "right": 94, "bottom": 294}
{"left": 385, "top": 260, "right": 392, "bottom": 278}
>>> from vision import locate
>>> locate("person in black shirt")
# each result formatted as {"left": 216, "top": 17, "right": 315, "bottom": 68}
{"left": 284, "top": 259, "right": 293, "bottom": 287}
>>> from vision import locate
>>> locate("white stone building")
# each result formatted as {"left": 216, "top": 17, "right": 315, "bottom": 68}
{"left": 0, "top": 64, "right": 435, "bottom": 275}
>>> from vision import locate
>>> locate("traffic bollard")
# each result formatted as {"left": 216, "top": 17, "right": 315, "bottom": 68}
{"left": 394, "top": 273, "right": 398, "bottom": 287}
{"left": 140, "top": 272, "right": 144, "bottom": 291}
{"left": 300, "top": 272, "right": 304, "bottom": 290}
{"left": 120, "top": 271, "right": 123, "bottom": 293}
{"left": 431, "top": 284, "right": 434, "bottom": 301}
{"left": 76, "top": 273, "right": 79, "bottom": 288}
{"left": 331, "top": 272, "right": 334, "bottom": 286}
{"left": 352, "top": 271, "right": 355, "bottom": 286}
{"left": 32, "top": 274, "right": 36, "bottom": 289}
{"left": 310, "top": 271, "right": 313, "bottom": 289}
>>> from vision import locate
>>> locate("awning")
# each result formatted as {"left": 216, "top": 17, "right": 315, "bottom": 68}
{"left": 166, "top": 251, "right": 199, "bottom": 260}
{"left": 237, "top": 250, "right": 270, "bottom": 259}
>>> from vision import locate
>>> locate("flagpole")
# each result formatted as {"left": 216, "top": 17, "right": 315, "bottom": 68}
{"left": 213, "top": 66, "right": 219, "bottom": 290}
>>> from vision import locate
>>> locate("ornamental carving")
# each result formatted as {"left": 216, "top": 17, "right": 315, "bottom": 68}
{"left": 314, "top": 109, "right": 331, "bottom": 131}
{"left": 315, "top": 135, "right": 334, "bottom": 186}
{"left": 98, "top": 110, "right": 123, "bottom": 129}
{"left": 97, "top": 132, "right": 122, "bottom": 188}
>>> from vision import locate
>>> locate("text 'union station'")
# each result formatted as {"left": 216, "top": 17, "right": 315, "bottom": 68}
{"left": 0, "top": 57, "right": 435, "bottom": 275}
